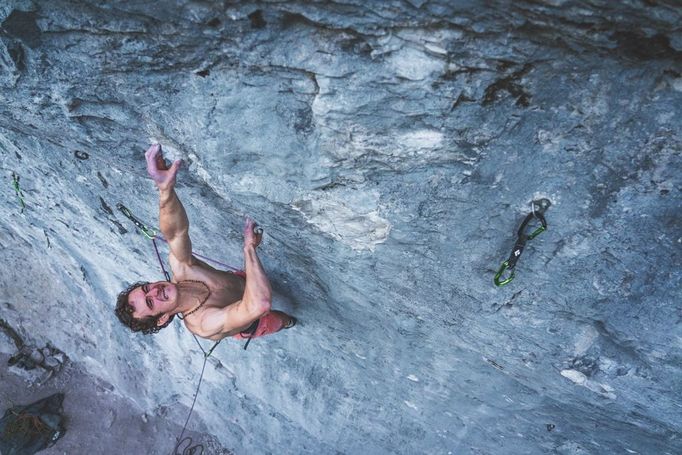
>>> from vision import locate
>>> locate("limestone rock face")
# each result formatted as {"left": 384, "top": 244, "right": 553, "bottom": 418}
{"left": 1, "top": 1, "right": 681, "bottom": 454}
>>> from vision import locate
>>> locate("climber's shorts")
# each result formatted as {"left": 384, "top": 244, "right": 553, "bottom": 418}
{"left": 232, "top": 311, "right": 288, "bottom": 340}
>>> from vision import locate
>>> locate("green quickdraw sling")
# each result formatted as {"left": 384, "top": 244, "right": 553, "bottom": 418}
{"left": 11, "top": 172, "right": 26, "bottom": 213}
{"left": 494, "top": 198, "right": 551, "bottom": 286}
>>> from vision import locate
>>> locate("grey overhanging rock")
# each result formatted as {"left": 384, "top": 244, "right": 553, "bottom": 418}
{"left": 0, "top": 1, "right": 681, "bottom": 454}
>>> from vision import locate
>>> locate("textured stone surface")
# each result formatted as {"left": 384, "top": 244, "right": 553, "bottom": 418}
{"left": 1, "top": 1, "right": 681, "bottom": 454}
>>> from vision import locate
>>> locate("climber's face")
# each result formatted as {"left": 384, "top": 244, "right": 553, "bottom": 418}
{"left": 127, "top": 281, "right": 178, "bottom": 319}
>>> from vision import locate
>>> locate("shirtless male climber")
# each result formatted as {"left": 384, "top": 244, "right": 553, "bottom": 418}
{"left": 115, "top": 144, "right": 296, "bottom": 345}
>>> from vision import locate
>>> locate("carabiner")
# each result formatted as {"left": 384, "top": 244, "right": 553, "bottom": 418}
{"left": 116, "top": 203, "right": 158, "bottom": 239}
{"left": 494, "top": 198, "right": 550, "bottom": 287}
{"left": 116, "top": 203, "right": 131, "bottom": 217}
{"left": 494, "top": 261, "right": 515, "bottom": 286}
{"left": 138, "top": 226, "right": 158, "bottom": 240}
{"left": 522, "top": 212, "right": 547, "bottom": 241}
{"left": 527, "top": 223, "right": 546, "bottom": 240}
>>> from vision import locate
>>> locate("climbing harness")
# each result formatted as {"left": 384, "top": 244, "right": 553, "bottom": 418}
{"left": 11, "top": 172, "right": 25, "bottom": 212}
{"left": 494, "top": 198, "right": 551, "bottom": 286}
{"left": 240, "top": 319, "right": 260, "bottom": 351}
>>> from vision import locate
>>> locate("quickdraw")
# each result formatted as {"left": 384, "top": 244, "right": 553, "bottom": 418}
{"left": 116, "top": 203, "right": 157, "bottom": 239}
{"left": 116, "top": 203, "right": 170, "bottom": 281}
{"left": 11, "top": 172, "right": 25, "bottom": 212}
{"left": 494, "top": 198, "right": 551, "bottom": 286}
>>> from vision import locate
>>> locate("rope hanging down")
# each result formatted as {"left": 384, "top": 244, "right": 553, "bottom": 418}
{"left": 171, "top": 335, "right": 221, "bottom": 455}
{"left": 494, "top": 198, "right": 551, "bottom": 286}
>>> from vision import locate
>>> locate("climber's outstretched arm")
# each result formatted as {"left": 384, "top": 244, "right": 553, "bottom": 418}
{"left": 145, "top": 144, "right": 193, "bottom": 265}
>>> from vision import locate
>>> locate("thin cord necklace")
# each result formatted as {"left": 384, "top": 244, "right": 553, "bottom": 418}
{"left": 178, "top": 280, "right": 211, "bottom": 319}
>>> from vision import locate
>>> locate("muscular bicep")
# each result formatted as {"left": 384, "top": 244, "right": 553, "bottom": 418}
{"left": 199, "top": 302, "right": 256, "bottom": 338}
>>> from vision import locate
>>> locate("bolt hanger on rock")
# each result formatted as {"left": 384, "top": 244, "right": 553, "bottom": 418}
{"left": 494, "top": 198, "right": 551, "bottom": 286}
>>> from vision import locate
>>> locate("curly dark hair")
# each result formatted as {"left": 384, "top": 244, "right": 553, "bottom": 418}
{"left": 115, "top": 281, "right": 175, "bottom": 335}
